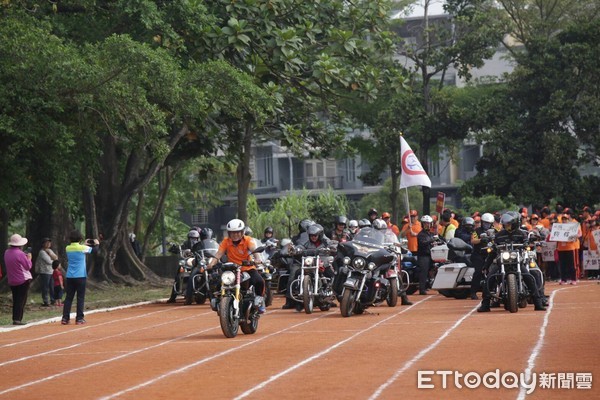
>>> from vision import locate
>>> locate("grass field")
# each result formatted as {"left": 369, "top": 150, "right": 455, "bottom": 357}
{"left": 0, "top": 283, "right": 169, "bottom": 326}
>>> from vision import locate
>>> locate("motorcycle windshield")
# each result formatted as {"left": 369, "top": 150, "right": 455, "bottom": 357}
{"left": 199, "top": 240, "right": 219, "bottom": 258}
{"left": 348, "top": 229, "right": 386, "bottom": 254}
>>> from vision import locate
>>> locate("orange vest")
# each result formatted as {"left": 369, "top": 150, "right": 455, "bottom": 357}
{"left": 401, "top": 221, "right": 422, "bottom": 252}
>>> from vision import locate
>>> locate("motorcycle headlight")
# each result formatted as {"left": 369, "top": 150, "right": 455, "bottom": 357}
{"left": 304, "top": 256, "right": 314, "bottom": 266}
{"left": 529, "top": 261, "right": 537, "bottom": 268}
{"left": 221, "top": 271, "right": 235, "bottom": 286}
{"left": 368, "top": 262, "right": 376, "bottom": 271}
{"left": 186, "top": 258, "right": 194, "bottom": 267}
{"left": 501, "top": 252, "right": 511, "bottom": 261}
{"left": 510, "top": 252, "right": 518, "bottom": 260}
{"left": 343, "top": 257, "right": 351, "bottom": 265}
{"left": 352, "top": 257, "right": 366, "bottom": 269}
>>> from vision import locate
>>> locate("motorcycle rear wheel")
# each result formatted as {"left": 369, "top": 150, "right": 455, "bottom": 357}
{"left": 386, "top": 278, "right": 399, "bottom": 307}
{"left": 264, "top": 284, "right": 273, "bottom": 307}
{"left": 341, "top": 289, "right": 356, "bottom": 317}
{"left": 506, "top": 274, "right": 518, "bottom": 313}
{"left": 240, "top": 302, "right": 259, "bottom": 335}
{"left": 303, "top": 275, "right": 314, "bottom": 314}
{"left": 219, "top": 296, "right": 239, "bottom": 338}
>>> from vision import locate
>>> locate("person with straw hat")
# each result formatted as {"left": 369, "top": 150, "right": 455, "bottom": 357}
{"left": 4, "top": 234, "right": 33, "bottom": 325}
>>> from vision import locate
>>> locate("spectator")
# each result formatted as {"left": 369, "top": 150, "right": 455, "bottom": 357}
{"left": 129, "top": 233, "right": 142, "bottom": 258}
{"left": 400, "top": 210, "right": 421, "bottom": 253}
{"left": 35, "top": 237, "right": 58, "bottom": 306}
{"left": 62, "top": 230, "right": 99, "bottom": 325}
{"left": 4, "top": 234, "right": 33, "bottom": 325}
{"left": 439, "top": 210, "right": 456, "bottom": 240}
{"left": 52, "top": 260, "right": 64, "bottom": 307}
{"left": 555, "top": 210, "right": 581, "bottom": 285}
{"left": 382, "top": 212, "right": 400, "bottom": 237}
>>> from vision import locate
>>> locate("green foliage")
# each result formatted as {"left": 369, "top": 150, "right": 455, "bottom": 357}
{"left": 247, "top": 189, "right": 348, "bottom": 239}
{"left": 460, "top": 194, "right": 518, "bottom": 215}
{"left": 357, "top": 178, "right": 422, "bottom": 220}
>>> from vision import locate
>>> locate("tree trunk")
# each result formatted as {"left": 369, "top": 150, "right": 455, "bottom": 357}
{"left": 389, "top": 166, "right": 400, "bottom": 225}
{"left": 236, "top": 122, "right": 254, "bottom": 222}
{"left": 141, "top": 165, "right": 176, "bottom": 261}
{"left": 419, "top": 145, "right": 431, "bottom": 216}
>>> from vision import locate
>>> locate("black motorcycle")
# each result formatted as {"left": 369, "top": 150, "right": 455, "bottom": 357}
{"left": 188, "top": 239, "right": 220, "bottom": 304}
{"left": 167, "top": 243, "right": 194, "bottom": 302}
{"left": 485, "top": 238, "right": 538, "bottom": 313}
{"left": 335, "top": 229, "right": 399, "bottom": 317}
{"left": 289, "top": 243, "right": 337, "bottom": 314}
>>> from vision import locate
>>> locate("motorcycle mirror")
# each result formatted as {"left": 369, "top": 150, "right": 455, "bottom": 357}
{"left": 252, "top": 246, "right": 266, "bottom": 253}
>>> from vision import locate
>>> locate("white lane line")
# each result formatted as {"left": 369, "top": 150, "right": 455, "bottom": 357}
{"left": 0, "top": 299, "right": 169, "bottom": 333}
{"left": 0, "top": 310, "right": 213, "bottom": 368}
{"left": 516, "top": 288, "right": 567, "bottom": 400}
{"left": 368, "top": 304, "right": 479, "bottom": 400}
{"left": 0, "top": 324, "right": 219, "bottom": 397}
{"left": 233, "top": 297, "right": 433, "bottom": 400}
{"left": 99, "top": 315, "right": 329, "bottom": 400}
{"left": 0, "top": 308, "right": 172, "bottom": 349}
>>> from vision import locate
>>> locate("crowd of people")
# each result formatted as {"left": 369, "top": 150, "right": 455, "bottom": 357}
{"left": 4, "top": 203, "right": 597, "bottom": 325}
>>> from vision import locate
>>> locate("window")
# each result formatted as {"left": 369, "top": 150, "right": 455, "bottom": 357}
{"left": 191, "top": 208, "right": 208, "bottom": 225}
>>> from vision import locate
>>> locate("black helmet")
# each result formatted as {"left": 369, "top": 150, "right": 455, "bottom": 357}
{"left": 500, "top": 212, "right": 520, "bottom": 232}
{"left": 368, "top": 208, "right": 378, "bottom": 217}
{"left": 358, "top": 218, "right": 372, "bottom": 228}
{"left": 200, "top": 228, "right": 213, "bottom": 240}
{"left": 298, "top": 219, "right": 314, "bottom": 233}
{"left": 334, "top": 215, "right": 348, "bottom": 226}
{"left": 307, "top": 224, "right": 324, "bottom": 240}
{"left": 264, "top": 226, "right": 274, "bottom": 234}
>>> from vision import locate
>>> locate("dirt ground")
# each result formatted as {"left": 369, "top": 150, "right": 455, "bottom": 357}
{"left": 0, "top": 281, "right": 598, "bottom": 399}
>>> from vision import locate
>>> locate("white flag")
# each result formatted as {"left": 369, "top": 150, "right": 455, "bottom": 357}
{"left": 399, "top": 136, "right": 431, "bottom": 189}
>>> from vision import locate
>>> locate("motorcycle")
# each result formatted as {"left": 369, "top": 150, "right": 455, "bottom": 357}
{"left": 484, "top": 237, "right": 538, "bottom": 313}
{"left": 188, "top": 239, "right": 220, "bottom": 304}
{"left": 168, "top": 243, "right": 194, "bottom": 302}
{"left": 431, "top": 238, "right": 475, "bottom": 299}
{"left": 211, "top": 247, "right": 265, "bottom": 338}
{"left": 335, "top": 229, "right": 399, "bottom": 317}
{"left": 289, "top": 243, "right": 338, "bottom": 314}
{"left": 268, "top": 238, "right": 295, "bottom": 295}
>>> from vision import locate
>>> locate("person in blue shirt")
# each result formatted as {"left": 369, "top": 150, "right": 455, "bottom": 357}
{"left": 61, "top": 230, "right": 98, "bottom": 325}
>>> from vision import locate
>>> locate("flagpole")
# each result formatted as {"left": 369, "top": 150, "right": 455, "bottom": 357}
{"left": 406, "top": 188, "right": 411, "bottom": 228}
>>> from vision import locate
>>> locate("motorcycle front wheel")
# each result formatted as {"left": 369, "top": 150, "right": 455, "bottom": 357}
{"left": 219, "top": 296, "right": 239, "bottom": 338}
{"left": 386, "top": 278, "right": 399, "bottom": 307}
{"left": 303, "top": 275, "right": 314, "bottom": 314}
{"left": 506, "top": 274, "right": 518, "bottom": 313}
{"left": 341, "top": 289, "right": 356, "bottom": 317}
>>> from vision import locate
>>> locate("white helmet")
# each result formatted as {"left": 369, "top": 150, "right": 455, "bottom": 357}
{"left": 421, "top": 215, "right": 433, "bottom": 224}
{"left": 373, "top": 219, "right": 387, "bottom": 231}
{"left": 226, "top": 219, "right": 245, "bottom": 233}
{"left": 188, "top": 230, "right": 200, "bottom": 239}
{"left": 481, "top": 213, "right": 494, "bottom": 224}
{"left": 348, "top": 219, "right": 359, "bottom": 228}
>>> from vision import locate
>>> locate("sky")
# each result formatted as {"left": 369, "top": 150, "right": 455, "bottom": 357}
{"left": 391, "top": 0, "right": 447, "bottom": 19}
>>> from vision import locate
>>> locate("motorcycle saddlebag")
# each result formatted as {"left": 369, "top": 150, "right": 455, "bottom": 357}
{"left": 431, "top": 263, "right": 473, "bottom": 290}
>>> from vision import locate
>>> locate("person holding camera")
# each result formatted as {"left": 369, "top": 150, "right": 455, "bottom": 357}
{"left": 35, "top": 237, "right": 58, "bottom": 306}
{"left": 4, "top": 234, "right": 33, "bottom": 325}
{"left": 61, "top": 230, "right": 99, "bottom": 325}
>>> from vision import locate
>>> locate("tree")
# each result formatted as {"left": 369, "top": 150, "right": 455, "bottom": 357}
{"left": 198, "top": 0, "right": 399, "bottom": 222}
{"left": 390, "top": 0, "right": 505, "bottom": 214}
{"left": 463, "top": 1, "right": 600, "bottom": 207}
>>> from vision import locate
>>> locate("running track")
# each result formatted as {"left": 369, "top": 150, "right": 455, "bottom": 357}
{"left": 1, "top": 281, "right": 598, "bottom": 399}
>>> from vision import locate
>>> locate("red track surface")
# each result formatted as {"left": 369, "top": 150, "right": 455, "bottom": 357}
{"left": 1, "top": 281, "right": 598, "bottom": 399}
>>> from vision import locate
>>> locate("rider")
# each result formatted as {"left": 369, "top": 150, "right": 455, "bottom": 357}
{"left": 367, "top": 208, "right": 379, "bottom": 224}
{"left": 207, "top": 219, "right": 266, "bottom": 313}
{"left": 373, "top": 219, "right": 413, "bottom": 305}
{"left": 183, "top": 228, "right": 217, "bottom": 305}
{"left": 469, "top": 213, "right": 494, "bottom": 300}
{"left": 348, "top": 220, "right": 359, "bottom": 238}
{"left": 358, "top": 218, "right": 372, "bottom": 230}
{"left": 261, "top": 226, "right": 278, "bottom": 258}
{"left": 416, "top": 215, "right": 437, "bottom": 295}
{"left": 182, "top": 229, "right": 201, "bottom": 251}
{"left": 477, "top": 212, "right": 546, "bottom": 312}
{"left": 455, "top": 217, "right": 475, "bottom": 244}
{"left": 297, "top": 224, "right": 336, "bottom": 309}
{"left": 329, "top": 215, "right": 352, "bottom": 242}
